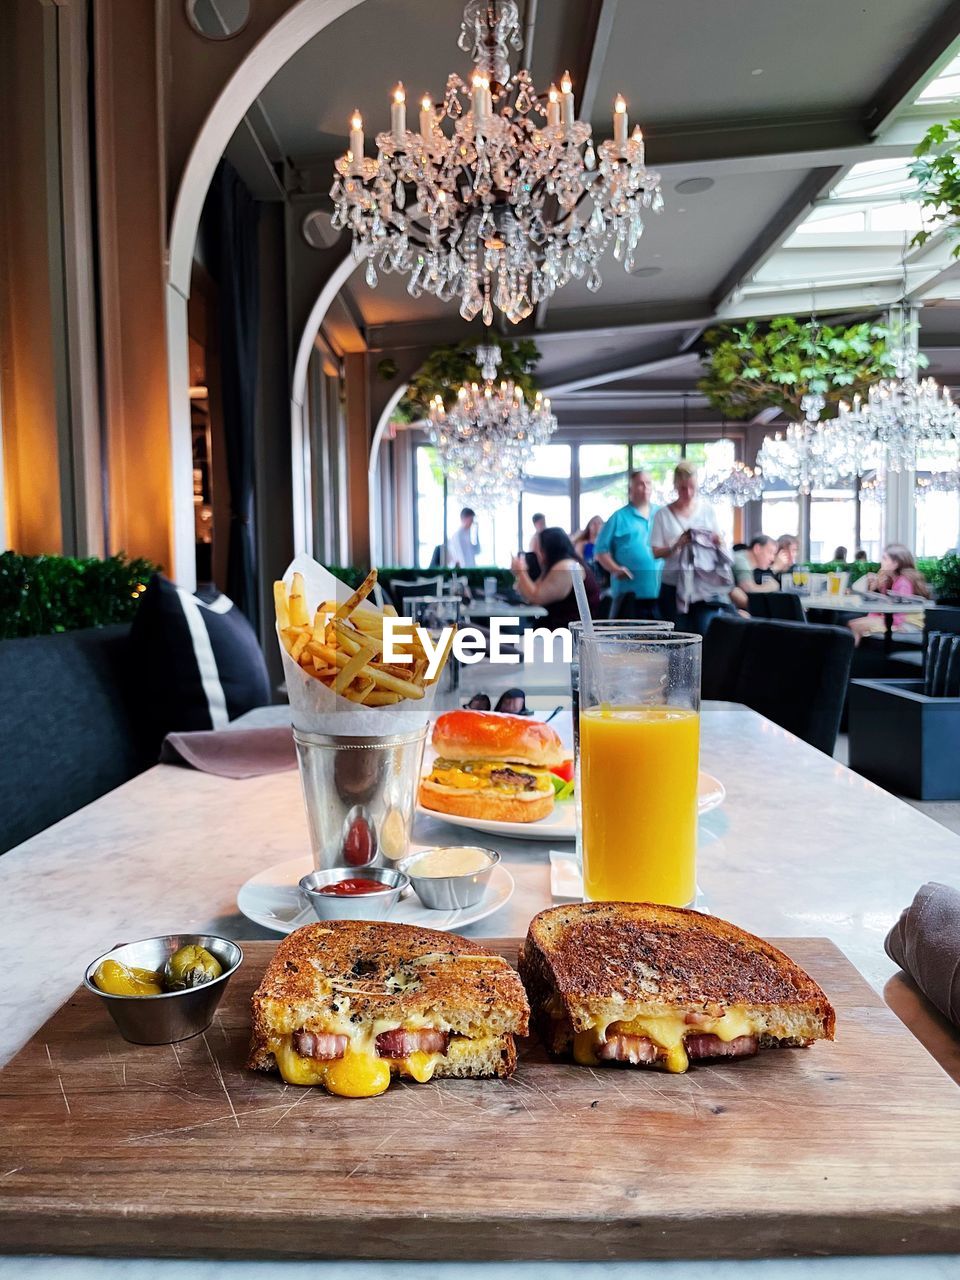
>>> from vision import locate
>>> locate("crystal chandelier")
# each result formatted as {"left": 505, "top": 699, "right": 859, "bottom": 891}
{"left": 916, "top": 467, "right": 960, "bottom": 499}
{"left": 703, "top": 461, "right": 763, "bottom": 507}
{"left": 836, "top": 309, "right": 960, "bottom": 472}
{"left": 757, "top": 393, "right": 851, "bottom": 494}
{"left": 427, "top": 337, "right": 557, "bottom": 505}
{"left": 859, "top": 473, "right": 886, "bottom": 504}
{"left": 701, "top": 460, "right": 762, "bottom": 504}
{"left": 702, "top": 422, "right": 763, "bottom": 507}
{"left": 330, "top": 0, "right": 664, "bottom": 325}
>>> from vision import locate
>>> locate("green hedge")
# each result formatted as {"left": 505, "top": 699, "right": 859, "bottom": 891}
{"left": 0, "top": 552, "right": 159, "bottom": 640}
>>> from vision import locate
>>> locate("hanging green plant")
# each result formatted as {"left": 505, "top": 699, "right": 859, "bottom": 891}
{"left": 910, "top": 119, "right": 960, "bottom": 254}
{"left": 392, "top": 337, "right": 543, "bottom": 423}
{"left": 697, "top": 316, "right": 894, "bottom": 421}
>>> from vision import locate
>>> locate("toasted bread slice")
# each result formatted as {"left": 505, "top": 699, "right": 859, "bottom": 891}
{"left": 248, "top": 921, "right": 528, "bottom": 1094}
{"left": 519, "top": 902, "right": 835, "bottom": 1073}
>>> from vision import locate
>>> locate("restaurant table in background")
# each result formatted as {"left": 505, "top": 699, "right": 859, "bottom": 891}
{"left": 3, "top": 681, "right": 960, "bottom": 1278}
{"left": 461, "top": 599, "right": 548, "bottom": 622}
{"left": 795, "top": 595, "right": 937, "bottom": 616}
{"left": 796, "top": 593, "right": 936, "bottom": 650}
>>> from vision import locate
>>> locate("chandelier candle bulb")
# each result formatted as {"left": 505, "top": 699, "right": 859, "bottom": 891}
{"left": 472, "top": 75, "right": 490, "bottom": 127}
{"left": 547, "top": 84, "right": 561, "bottom": 127}
{"left": 349, "top": 112, "right": 364, "bottom": 159}
{"left": 560, "top": 71, "right": 575, "bottom": 127}
{"left": 391, "top": 84, "right": 406, "bottom": 143}
{"left": 420, "top": 95, "right": 433, "bottom": 137}
{"left": 632, "top": 126, "right": 645, "bottom": 163}
{"left": 614, "top": 95, "right": 628, "bottom": 148}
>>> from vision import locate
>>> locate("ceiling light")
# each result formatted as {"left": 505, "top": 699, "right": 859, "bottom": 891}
{"left": 675, "top": 177, "right": 714, "bottom": 195}
{"left": 330, "top": 0, "right": 665, "bottom": 324}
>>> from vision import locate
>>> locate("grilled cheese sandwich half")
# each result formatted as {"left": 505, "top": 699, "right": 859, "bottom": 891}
{"left": 247, "top": 922, "right": 529, "bottom": 1097}
{"left": 520, "top": 902, "right": 835, "bottom": 1074}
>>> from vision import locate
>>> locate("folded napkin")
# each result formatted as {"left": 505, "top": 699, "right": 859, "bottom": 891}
{"left": 549, "top": 849, "right": 583, "bottom": 900}
{"left": 160, "top": 727, "right": 297, "bottom": 778}
{"left": 885, "top": 882, "right": 960, "bottom": 1027}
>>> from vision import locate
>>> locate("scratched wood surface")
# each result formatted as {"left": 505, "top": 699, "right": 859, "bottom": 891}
{"left": 2, "top": 938, "right": 960, "bottom": 1262}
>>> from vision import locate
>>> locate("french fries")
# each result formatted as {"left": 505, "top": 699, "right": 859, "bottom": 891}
{"left": 273, "top": 568, "right": 449, "bottom": 706}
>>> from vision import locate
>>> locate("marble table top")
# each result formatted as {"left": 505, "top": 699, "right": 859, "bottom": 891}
{"left": 3, "top": 692, "right": 960, "bottom": 1278}
{"left": 462, "top": 598, "right": 548, "bottom": 619}
{"left": 797, "top": 594, "right": 934, "bottom": 613}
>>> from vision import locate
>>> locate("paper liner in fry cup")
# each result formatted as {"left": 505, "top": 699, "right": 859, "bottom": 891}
{"left": 277, "top": 555, "right": 439, "bottom": 736}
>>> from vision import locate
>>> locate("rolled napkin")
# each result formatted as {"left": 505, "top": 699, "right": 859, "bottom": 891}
{"left": 885, "top": 881, "right": 960, "bottom": 1027}
{"left": 160, "top": 727, "right": 297, "bottom": 778}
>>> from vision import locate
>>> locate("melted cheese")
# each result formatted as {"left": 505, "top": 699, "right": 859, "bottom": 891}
{"left": 575, "top": 1008, "right": 758, "bottom": 1074}
{"left": 400, "top": 1050, "right": 441, "bottom": 1083}
{"left": 428, "top": 760, "right": 553, "bottom": 794}
{"left": 269, "top": 1034, "right": 443, "bottom": 1096}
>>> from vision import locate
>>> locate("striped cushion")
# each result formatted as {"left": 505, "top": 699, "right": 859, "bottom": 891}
{"left": 130, "top": 574, "right": 271, "bottom": 738}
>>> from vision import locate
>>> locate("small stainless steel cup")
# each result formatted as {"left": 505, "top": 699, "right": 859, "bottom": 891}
{"left": 294, "top": 725, "right": 428, "bottom": 873}
{"left": 83, "top": 934, "right": 242, "bottom": 1045}
{"left": 398, "top": 847, "right": 499, "bottom": 910}
{"left": 298, "top": 866, "right": 409, "bottom": 922}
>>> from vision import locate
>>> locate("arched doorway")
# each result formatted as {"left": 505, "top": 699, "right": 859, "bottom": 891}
{"left": 165, "top": 0, "right": 367, "bottom": 589}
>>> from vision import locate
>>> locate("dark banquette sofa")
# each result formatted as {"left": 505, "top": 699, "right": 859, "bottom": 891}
{"left": 0, "top": 625, "right": 155, "bottom": 854}
{"left": 0, "top": 574, "right": 274, "bottom": 854}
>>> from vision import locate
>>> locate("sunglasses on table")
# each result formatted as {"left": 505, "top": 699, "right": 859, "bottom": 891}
{"left": 464, "top": 689, "right": 562, "bottom": 723}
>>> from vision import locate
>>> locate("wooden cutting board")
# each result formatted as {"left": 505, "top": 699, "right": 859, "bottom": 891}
{"left": 2, "top": 938, "right": 960, "bottom": 1261}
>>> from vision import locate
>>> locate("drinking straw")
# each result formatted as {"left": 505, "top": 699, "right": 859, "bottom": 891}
{"left": 571, "top": 565, "right": 595, "bottom": 639}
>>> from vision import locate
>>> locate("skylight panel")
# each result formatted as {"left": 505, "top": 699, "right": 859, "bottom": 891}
{"left": 916, "top": 50, "right": 960, "bottom": 104}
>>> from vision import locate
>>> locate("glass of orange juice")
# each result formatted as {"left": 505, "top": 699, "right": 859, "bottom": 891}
{"left": 577, "top": 630, "right": 702, "bottom": 907}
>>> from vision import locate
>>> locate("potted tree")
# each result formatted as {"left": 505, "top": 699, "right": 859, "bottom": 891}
{"left": 910, "top": 119, "right": 960, "bottom": 255}
{"left": 697, "top": 316, "right": 894, "bottom": 420}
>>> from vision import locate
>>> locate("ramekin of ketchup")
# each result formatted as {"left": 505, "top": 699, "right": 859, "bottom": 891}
{"left": 312, "top": 877, "right": 390, "bottom": 897}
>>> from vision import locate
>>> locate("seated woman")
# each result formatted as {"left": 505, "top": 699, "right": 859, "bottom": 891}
{"left": 511, "top": 527, "right": 600, "bottom": 627}
{"left": 572, "top": 514, "right": 608, "bottom": 588}
{"left": 572, "top": 515, "right": 604, "bottom": 564}
{"left": 847, "top": 543, "right": 931, "bottom": 647}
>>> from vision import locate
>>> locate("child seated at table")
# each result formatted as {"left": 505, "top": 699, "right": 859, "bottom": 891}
{"left": 847, "top": 544, "right": 931, "bottom": 646}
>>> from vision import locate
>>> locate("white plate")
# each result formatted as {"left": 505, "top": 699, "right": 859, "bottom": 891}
{"left": 237, "top": 854, "right": 515, "bottom": 936}
{"left": 698, "top": 771, "right": 725, "bottom": 815}
{"left": 418, "top": 771, "right": 726, "bottom": 841}
{"left": 418, "top": 800, "right": 578, "bottom": 841}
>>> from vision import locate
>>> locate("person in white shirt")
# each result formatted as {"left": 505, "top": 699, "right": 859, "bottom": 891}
{"left": 447, "top": 507, "right": 480, "bottom": 567}
{"left": 651, "top": 461, "right": 728, "bottom": 631}
{"left": 529, "top": 512, "right": 546, "bottom": 551}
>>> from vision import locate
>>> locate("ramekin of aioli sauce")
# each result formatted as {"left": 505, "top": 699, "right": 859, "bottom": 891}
{"left": 399, "top": 846, "right": 500, "bottom": 911}
{"left": 405, "top": 846, "right": 494, "bottom": 878}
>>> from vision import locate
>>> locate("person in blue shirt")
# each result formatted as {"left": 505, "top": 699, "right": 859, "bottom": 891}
{"left": 594, "top": 470, "right": 662, "bottom": 619}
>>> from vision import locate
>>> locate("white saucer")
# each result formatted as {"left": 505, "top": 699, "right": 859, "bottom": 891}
{"left": 418, "top": 771, "right": 726, "bottom": 842}
{"left": 237, "top": 854, "right": 515, "bottom": 936}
